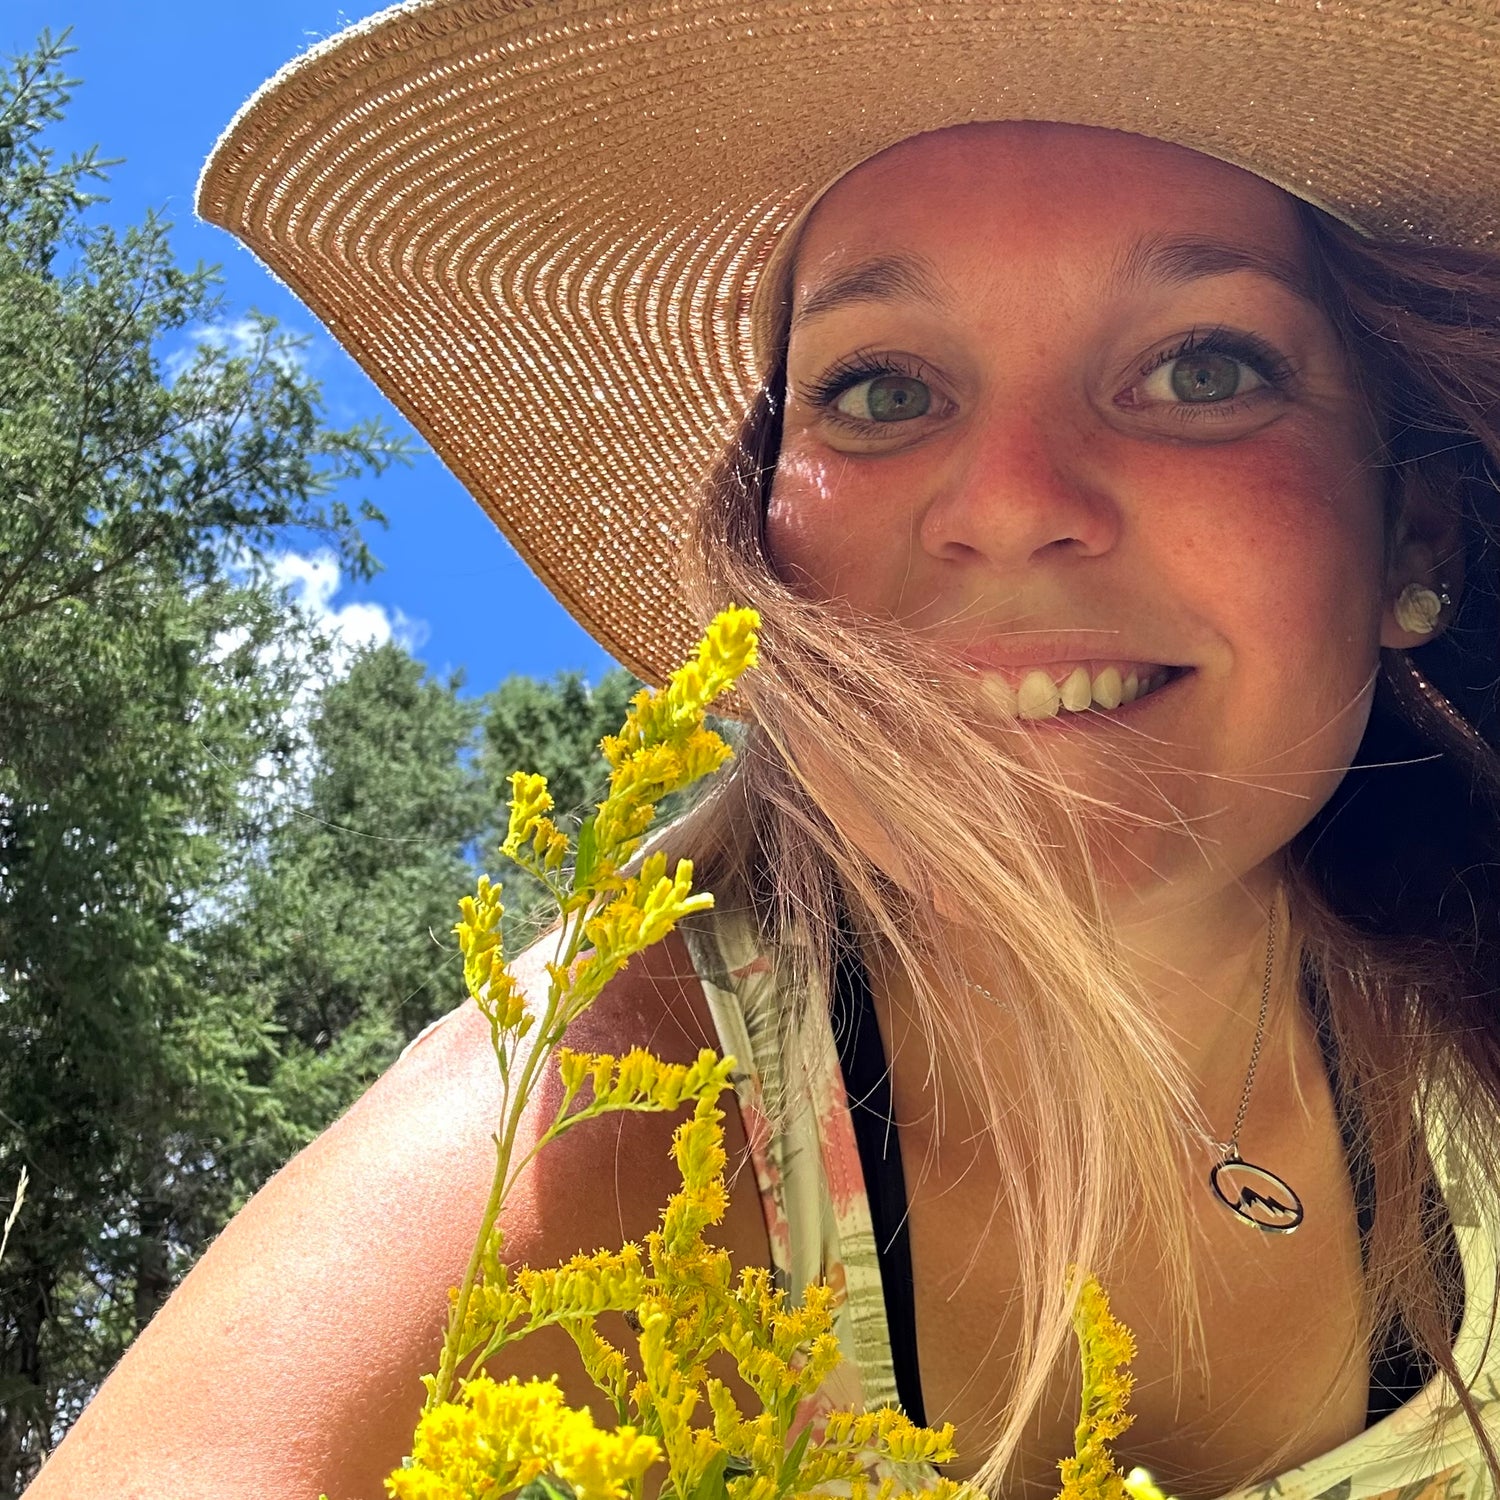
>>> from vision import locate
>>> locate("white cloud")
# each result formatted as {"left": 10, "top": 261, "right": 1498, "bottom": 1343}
{"left": 165, "top": 316, "right": 312, "bottom": 382}
{"left": 271, "top": 549, "right": 429, "bottom": 670}
{"left": 205, "top": 550, "right": 430, "bottom": 821}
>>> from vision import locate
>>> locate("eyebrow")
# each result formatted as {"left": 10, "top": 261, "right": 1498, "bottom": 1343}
{"left": 789, "top": 252, "right": 954, "bottom": 330}
{"left": 787, "top": 233, "right": 1318, "bottom": 333}
{"left": 1110, "top": 232, "right": 1316, "bottom": 304}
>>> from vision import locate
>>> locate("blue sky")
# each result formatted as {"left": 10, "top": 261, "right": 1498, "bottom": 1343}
{"left": 5, "top": 2, "right": 619, "bottom": 692}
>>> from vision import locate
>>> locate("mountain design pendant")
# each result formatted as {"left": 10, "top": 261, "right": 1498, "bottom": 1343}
{"left": 1209, "top": 1152, "right": 1304, "bottom": 1234}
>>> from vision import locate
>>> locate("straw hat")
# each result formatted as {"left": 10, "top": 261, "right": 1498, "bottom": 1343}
{"left": 198, "top": 0, "right": 1500, "bottom": 686}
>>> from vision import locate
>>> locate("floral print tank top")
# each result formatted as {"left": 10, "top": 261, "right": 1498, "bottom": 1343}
{"left": 679, "top": 905, "right": 1500, "bottom": 1500}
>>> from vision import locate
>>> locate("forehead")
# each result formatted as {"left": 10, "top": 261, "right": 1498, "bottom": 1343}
{"left": 790, "top": 122, "right": 1310, "bottom": 302}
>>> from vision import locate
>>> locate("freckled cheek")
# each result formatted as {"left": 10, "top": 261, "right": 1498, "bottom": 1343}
{"left": 1156, "top": 444, "right": 1387, "bottom": 678}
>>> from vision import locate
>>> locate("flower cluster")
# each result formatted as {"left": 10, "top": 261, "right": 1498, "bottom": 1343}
{"left": 502, "top": 772, "right": 571, "bottom": 873}
{"left": 592, "top": 609, "right": 757, "bottom": 872}
{"left": 454, "top": 875, "right": 533, "bottom": 1062}
{"left": 559, "top": 853, "right": 716, "bottom": 1017}
{"left": 556, "top": 1047, "right": 739, "bottom": 1124}
{"left": 393, "top": 1376, "right": 661, "bottom": 1500}
{"left": 397, "top": 1057, "right": 969, "bottom": 1500}
{"left": 1057, "top": 1275, "right": 1140, "bottom": 1500}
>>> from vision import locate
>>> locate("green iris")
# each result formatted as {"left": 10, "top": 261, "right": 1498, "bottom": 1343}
{"left": 1169, "top": 352, "right": 1243, "bottom": 403}
{"left": 860, "top": 375, "right": 931, "bottom": 422}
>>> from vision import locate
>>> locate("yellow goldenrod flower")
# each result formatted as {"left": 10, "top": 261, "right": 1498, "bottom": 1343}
{"left": 601, "top": 609, "right": 760, "bottom": 767}
{"left": 548, "top": 1406, "right": 664, "bottom": 1500}
{"left": 844, "top": 1473, "right": 900, "bottom": 1500}
{"left": 454, "top": 875, "right": 504, "bottom": 995}
{"left": 498, "top": 770, "right": 574, "bottom": 880}
{"left": 730, "top": 1267, "right": 783, "bottom": 1333}
{"left": 1056, "top": 1274, "right": 1139, "bottom": 1500}
{"left": 632, "top": 1301, "right": 736, "bottom": 1496}
{"left": 672, "top": 1094, "right": 728, "bottom": 1187}
{"left": 591, "top": 608, "right": 759, "bottom": 869}
{"left": 704, "top": 1377, "right": 745, "bottom": 1437}
{"left": 451, "top": 1264, "right": 528, "bottom": 1353}
{"left": 453, "top": 876, "right": 536, "bottom": 1046}
{"left": 727, "top": 1471, "right": 782, "bottom": 1500}
{"left": 668, "top": 607, "right": 761, "bottom": 714}
{"left": 391, "top": 1375, "right": 661, "bottom": 1500}
{"left": 514, "top": 1245, "right": 649, "bottom": 1321}
{"left": 554, "top": 1048, "right": 736, "bottom": 1125}
{"left": 788, "top": 1444, "right": 868, "bottom": 1491}
{"left": 556, "top": 1048, "right": 596, "bottom": 1098}
{"left": 566, "top": 856, "right": 716, "bottom": 1009}
{"left": 844, "top": 1472, "right": 985, "bottom": 1500}
{"left": 914, "top": 1480, "right": 987, "bottom": 1500}
{"left": 502, "top": 771, "right": 555, "bottom": 857}
{"left": 657, "top": 1178, "right": 730, "bottom": 1253}
{"left": 820, "top": 1406, "right": 958, "bottom": 1466}
{"left": 569, "top": 1321, "right": 632, "bottom": 1414}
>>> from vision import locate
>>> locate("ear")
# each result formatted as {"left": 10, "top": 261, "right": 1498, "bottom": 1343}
{"left": 1380, "top": 476, "right": 1466, "bottom": 649}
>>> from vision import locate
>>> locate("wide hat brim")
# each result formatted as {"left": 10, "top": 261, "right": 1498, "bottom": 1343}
{"left": 199, "top": 0, "right": 1500, "bottom": 687}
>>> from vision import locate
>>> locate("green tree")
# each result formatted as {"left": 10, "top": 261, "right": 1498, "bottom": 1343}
{"left": 201, "top": 643, "right": 489, "bottom": 1196}
{"left": 0, "top": 37, "right": 406, "bottom": 1489}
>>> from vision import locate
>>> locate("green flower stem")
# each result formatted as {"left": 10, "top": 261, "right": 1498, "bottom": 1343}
{"left": 431, "top": 875, "right": 615, "bottom": 1405}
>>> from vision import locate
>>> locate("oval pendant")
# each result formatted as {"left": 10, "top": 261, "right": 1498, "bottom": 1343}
{"left": 1209, "top": 1153, "right": 1304, "bottom": 1234}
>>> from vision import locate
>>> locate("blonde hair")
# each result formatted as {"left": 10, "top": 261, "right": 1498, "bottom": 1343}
{"left": 664, "top": 201, "right": 1500, "bottom": 1493}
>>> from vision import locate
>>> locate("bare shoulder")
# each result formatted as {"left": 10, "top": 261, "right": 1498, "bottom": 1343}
{"left": 384, "top": 927, "right": 759, "bottom": 1257}
{"left": 26, "top": 931, "right": 770, "bottom": 1500}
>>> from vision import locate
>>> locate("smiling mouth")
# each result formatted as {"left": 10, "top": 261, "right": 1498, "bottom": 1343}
{"left": 976, "top": 662, "right": 1190, "bottom": 721}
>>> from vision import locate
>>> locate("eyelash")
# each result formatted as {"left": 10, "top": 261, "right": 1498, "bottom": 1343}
{"left": 1136, "top": 326, "right": 1297, "bottom": 422}
{"left": 794, "top": 348, "right": 939, "bottom": 425}
{"left": 794, "top": 327, "right": 1298, "bottom": 433}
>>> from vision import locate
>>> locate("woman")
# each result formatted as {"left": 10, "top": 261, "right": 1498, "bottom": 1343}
{"left": 27, "top": 3, "right": 1500, "bottom": 1498}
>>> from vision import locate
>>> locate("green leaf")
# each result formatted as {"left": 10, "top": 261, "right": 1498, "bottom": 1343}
{"left": 777, "top": 1421, "right": 815, "bottom": 1493}
{"left": 573, "top": 813, "right": 599, "bottom": 894}
{"left": 516, "top": 1475, "right": 578, "bottom": 1500}
{"left": 688, "top": 1447, "right": 732, "bottom": 1500}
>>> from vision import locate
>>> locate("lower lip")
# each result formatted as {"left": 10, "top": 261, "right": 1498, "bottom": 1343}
{"left": 1008, "top": 668, "right": 1194, "bottom": 730}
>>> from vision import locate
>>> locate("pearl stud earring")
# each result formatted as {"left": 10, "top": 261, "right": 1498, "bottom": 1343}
{"left": 1394, "top": 582, "right": 1453, "bottom": 636}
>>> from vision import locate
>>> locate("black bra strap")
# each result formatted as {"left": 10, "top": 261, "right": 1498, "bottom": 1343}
{"left": 829, "top": 925, "right": 927, "bottom": 1426}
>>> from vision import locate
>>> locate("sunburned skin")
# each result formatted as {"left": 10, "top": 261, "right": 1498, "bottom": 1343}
{"left": 770, "top": 124, "right": 1407, "bottom": 911}
{"left": 765, "top": 120, "right": 1461, "bottom": 1004}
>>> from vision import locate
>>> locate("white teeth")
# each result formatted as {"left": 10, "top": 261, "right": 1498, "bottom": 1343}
{"left": 981, "top": 665, "right": 1175, "bottom": 722}
{"left": 1059, "top": 665, "right": 1092, "bottom": 712}
{"left": 1016, "top": 670, "right": 1061, "bottom": 720}
{"left": 980, "top": 673, "right": 1018, "bottom": 717}
{"left": 1091, "top": 666, "right": 1123, "bottom": 710}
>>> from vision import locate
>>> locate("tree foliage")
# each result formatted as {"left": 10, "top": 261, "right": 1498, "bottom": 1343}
{"left": 0, "top": 36, "right": 650, "bottom": 1496}
{"left": 199, "top": 644, "right": 490, "bottom": 1197}
{"left": 0, "top": 36, "right": 408, "bottom": 1490}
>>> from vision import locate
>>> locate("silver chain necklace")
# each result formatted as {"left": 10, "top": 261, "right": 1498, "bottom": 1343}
{"left": 968, "top": 906, "right": 1304, "bottom": 1235}
{"left": 1206, "top": 912, "right": 1303, "bottom": 1234}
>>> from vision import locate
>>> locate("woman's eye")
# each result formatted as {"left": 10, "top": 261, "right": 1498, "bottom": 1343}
{"left": 1140, "top": 350, "right": 1268, "bottom": 406}
{"left": 834, "top": 374, "right": 932, "bottom": 423}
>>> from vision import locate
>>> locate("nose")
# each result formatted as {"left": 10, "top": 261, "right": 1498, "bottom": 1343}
{"left": 916, "top": 405, "right": 1122, "bottom": 567}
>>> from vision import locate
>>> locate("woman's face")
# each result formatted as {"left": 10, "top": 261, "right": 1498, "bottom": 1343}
{"left": 766, "top": 123, "right": 1402, "bottom": 905}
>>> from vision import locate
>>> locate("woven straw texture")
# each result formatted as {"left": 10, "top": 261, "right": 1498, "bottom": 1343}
{"left": 198, "top": 0, "right": 1500, "bottom": 685}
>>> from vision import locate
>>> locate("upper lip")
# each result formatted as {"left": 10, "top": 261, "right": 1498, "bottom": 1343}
{"left": 950, "top": 635, "right": 1186, "bottom": 672}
